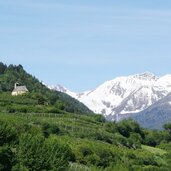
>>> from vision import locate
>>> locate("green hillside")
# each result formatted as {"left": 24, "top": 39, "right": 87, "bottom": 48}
{"left": 1, "top": 111, "right": 171, "bottom": 171}
{"left": 1, "top": 62, "right": 171, "bottom": 170}
{"left": 0, "top": 62, "right": 92, "bottom": 114}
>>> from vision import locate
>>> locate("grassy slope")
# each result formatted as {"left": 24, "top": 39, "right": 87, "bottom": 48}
{"left": 142, "top": 145, "right": 167, "bottom": 155}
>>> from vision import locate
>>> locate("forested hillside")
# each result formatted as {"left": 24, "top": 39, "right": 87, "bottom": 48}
{"left": 0, "top": 62, "right": 92, "bottom": 114}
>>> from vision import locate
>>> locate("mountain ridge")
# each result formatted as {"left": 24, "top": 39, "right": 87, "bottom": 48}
{"left": 50, "top": 72, "right": 171, "bottom": 122}
{"left": 120, "top": 92, "right": 171, "bottom": 129}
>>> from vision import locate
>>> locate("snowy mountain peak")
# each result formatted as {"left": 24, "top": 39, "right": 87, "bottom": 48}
{"left": 49, "top": 72, "right": 171, "bottom": 120}
{"left": 48, "top": 84, "right": 67, "bottom": 93}
{"left": 48, "top": 85, "right": 77, "bottom": 99}
{"left": 159, "top": 74, "right": 171, "bottom": 82}
{"left": 132, "top": 72, "right": 158, "bottom": 81}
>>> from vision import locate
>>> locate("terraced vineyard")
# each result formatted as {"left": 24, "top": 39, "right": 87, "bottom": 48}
{"left": 1, "top": 109, "right": 171, "bottom": 170}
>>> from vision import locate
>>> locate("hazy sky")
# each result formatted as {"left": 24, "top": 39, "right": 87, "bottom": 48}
{"left": 0, "top": 0, "right": 171, "bottom": 92}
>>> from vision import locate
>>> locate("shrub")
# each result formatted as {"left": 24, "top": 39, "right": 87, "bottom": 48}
{"left": 42, "top": 122, "right": 60, "bottom": 138}
{"left": 0, "top": 146, "right": 14, "bottom": 171}
{"left": 0, "top": 120, "right": 17, "bottom": 145}
{"left": 15, "top": 134, "right": 71, "bottom": 171}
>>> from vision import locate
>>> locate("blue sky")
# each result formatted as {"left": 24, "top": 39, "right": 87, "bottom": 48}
{"left": 0, "top": 0, "right": 171, "bottom": 92}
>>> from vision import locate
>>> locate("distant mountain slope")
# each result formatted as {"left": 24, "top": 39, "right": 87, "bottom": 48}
{"left": 50, "top": 72, "right": 171, "bottom": 119}
{"left": 48, "top": 85, "right": 78, "bottom": 99}
{"left": 0, "top": 62, "right": 92, "bottom": 114}
{"left": 121, "top": 93, "right": 171, "bottom": 130}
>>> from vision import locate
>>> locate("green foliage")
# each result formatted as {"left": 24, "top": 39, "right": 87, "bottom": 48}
{"left": 104, "top": 122, "right": 117, "bottom": 133}
{"left": 93, "top": 115, "right": 106, "bottom": 123}
{"left": 116, "top": 119, "right": 144, "bottom": 139}
{"left": 0, "top": 120, "right": 17, "bottom": 146}
{"left": 42, "top": 122, "right": 61, "bottom": 138}
{"left": 14, "top": 134, "right": 71, "bottom": 171}
{"left": 0, "top": 62, "right": 92, "bottom": 114}
{"left": 164, "top": 123, "right": 171, "bottom": 134}
{"left": 143, "top": 129, "right": 171, "bottom": 147}
{"left": 142, "top": 145, "right": 166, "bottom": 155}
{"left": 0, "top": 112, "right": 170, "bottom": 170}
{"left": 0, "top": 146, "right": 14, "bottom": 171}
{"left": 0, "top": 62, "right": 7, "bottom": 75}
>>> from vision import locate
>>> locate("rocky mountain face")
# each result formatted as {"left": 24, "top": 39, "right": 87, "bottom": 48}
{"left": 49, "top": 72, "right": 171, "bottom": 122}
{"left": 122, "top": 93, "right": 171, "bottom": 129}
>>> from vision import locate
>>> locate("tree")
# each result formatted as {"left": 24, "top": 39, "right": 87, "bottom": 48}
{"left": 0, "top": 120, "right": 17, "bottom": 146}
{"left": 116, "top": 119, "right": 144, "bottom": 139}
{"left": 15, "top": 134, "right": 71, "bottom": 171}
{"left": 0, "top": 62, "right": 7, "bottom": 74}
{"left": 42, "top": 122, "right": 60, "bottom": 138}
{"left": 164, "top": 123, "right": 171, "bottom": 134}
{"left": 0, "top": 146, "right": 14, "bottom": 171}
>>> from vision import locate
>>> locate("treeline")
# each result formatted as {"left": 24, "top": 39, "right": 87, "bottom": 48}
{"left": 0, "top": 62, "right": 92, "bottom": 114}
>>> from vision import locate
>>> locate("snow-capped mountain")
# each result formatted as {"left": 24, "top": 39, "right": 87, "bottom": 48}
{"left": 48, "top": 84, "right": 77, "bottom": 99}
{"left": 49, "top": 72, "right": 171, "bottom": 120}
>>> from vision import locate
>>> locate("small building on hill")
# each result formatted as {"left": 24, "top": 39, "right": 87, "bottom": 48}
{"left": 12, "top": 83, "right": 29, "bottom": 96}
